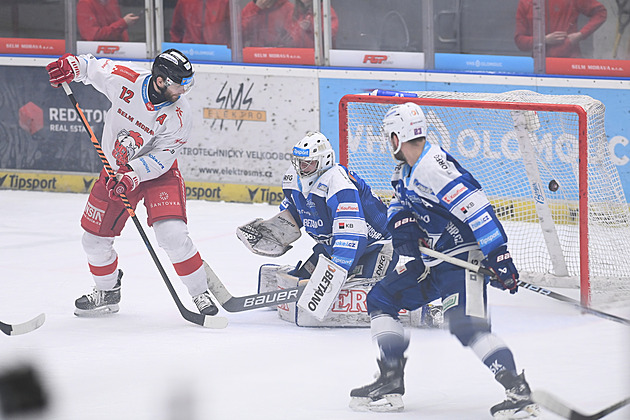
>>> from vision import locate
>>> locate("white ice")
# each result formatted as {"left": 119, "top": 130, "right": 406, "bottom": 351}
{"left": 0, "top": 190, "right": 629, "bottom": 420}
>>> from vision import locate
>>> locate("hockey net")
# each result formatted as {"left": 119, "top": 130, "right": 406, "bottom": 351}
{"left": 339, "top": 90, "right": 630, "bottom": 308}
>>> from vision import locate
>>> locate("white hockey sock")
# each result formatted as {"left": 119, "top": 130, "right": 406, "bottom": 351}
{"left": 82, "top": 231, "right": 119, "bottom": 290}
{"left": 154, "top": 219, "right": 207, "bottom": 296}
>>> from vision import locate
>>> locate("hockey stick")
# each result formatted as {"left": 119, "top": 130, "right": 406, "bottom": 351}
{"left": 532, "top": 390, "right": 630, "bottom": 420}
{"left": 61, "top": 82, "right": 227, "bottom": 329}
{"left": 204, "top": 262, "right": 305, "bottom": 312}
{"left": 0, "top": 314, "right": 45, "bottom": 336}
{"left": 419, "top": 246, "right": 630, "bottom": 326}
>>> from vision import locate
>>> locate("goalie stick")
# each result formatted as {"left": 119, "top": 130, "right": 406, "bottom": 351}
{"left": 532, "top": 390, "right": 630, "bottom": 420}
{"left": 0, "top": 313, "right": 45, "bottom": 336}
{"left": 204, "top": 261, "right": 373, "bottom": 313}
{"left": 419, "top": 246, "right": 630, "bottom": 327}
{"left": 204, "top": 262, "right": 305, "bottom": 312}
{"left": 61, "top": 82, "right": 227, "bottom": 330}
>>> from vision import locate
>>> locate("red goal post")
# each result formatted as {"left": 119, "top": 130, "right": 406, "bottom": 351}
{"left": 338, "top": 90, "right": 630, "bottom": 308}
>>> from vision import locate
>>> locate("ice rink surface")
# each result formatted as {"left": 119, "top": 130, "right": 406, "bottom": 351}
{"left": 1, "top": 190, "right": 629, "bottom": 420}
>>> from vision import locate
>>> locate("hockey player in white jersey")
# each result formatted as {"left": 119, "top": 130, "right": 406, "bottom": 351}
{"left": 46, "top": 49, "right": 220, "bottom": 317}
{"left": 236, "top": 132, "right": 425, "bottom": 324}
{"left": 349, "top": 103, "right": 539, "bottom": 419}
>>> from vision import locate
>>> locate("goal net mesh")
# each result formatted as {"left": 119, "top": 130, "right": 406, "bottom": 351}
{"left": 340, "top": 90, "right": 630, "bottom": 307}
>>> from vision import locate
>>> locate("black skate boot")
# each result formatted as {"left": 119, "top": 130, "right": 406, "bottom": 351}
{"left": 491, "top": 370, "right": 540, "bottom": 419}
{"left": 349, "top": 358, "right": 406, "bottom": 412}
{"left": 74, "top": 270, "right": 122, "bottom": 317}
{"left": 192, "top": 290, "right": 219, "bottom": 316}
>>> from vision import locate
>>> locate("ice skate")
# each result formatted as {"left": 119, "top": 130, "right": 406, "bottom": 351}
{"left": 491, "top": 370, "right": 540, "bottom": 419}
{"left": 192, "top": 290, "right": 219, "bottom": 316}
{"left": 74, "top": 270, "right": 122, "bottom": 317}
{"left": 349, "top": 358, "right": 406, "bottom": 412}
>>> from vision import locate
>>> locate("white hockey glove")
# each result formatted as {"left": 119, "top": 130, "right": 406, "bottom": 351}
{"left": 236, "top": 210, "right": 301, "bottom": 257}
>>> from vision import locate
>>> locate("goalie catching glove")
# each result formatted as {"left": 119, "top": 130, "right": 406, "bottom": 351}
{"left": 483, "top": 245, "right": 519, "bottom": 294}
{"left": 236, "top": 210, "right": 301, "bottom": 257}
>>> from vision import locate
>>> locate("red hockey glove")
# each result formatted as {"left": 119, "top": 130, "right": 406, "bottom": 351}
{"left": 106, "top": 167, "right": 140, "bottom": 200}
{"left": 483, "top": 245, "right": 519, "bottom": 294}
{"left": 46, "top": 54, "right": 81, "bottom": 87}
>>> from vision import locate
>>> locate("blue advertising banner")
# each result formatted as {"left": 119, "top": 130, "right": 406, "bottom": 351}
{"left": 161, "top": 42, "right": 232, "bottom": 62}
{"left": 435, "top": 53, "right": 534, "bottom": 74}
{"left": 318, "top": 71, "right": 630, "bottom": 203}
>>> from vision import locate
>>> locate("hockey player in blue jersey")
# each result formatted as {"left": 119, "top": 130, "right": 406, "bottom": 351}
{"left": 236, "top": 132, "right": 413, "bottom": 324}
{"left": 349, "top": 103, "right": 539, "bottom": 419}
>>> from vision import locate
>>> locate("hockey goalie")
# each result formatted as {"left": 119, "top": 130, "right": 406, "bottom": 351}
{"left": 236, "top": 131, "right": 442, "bottom": 327}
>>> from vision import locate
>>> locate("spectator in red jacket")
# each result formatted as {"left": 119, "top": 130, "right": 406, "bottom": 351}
{"left": 241, "top": 0, "right": 295, "bottom": 48}
{"left": 77, "top": 0, "right": 139, "bottom": 42}
{"left": 514, "top": 0, "right": 607, "bottom": 58}
{"left": 170, "top": 0, "right": 231, "bottom": 46}
{"left": 288, "top": 0, "right": 339, "bottom": 48}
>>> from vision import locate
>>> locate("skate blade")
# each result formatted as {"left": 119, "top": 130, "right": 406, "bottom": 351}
{"left": 74, "top": 304, "right": 120, "bottom": 317}
{"left": 492, "top": 403, "right": 540, "bottom": 419}
{"left": 349, "top": 394, "right": 404, "bottom": 413}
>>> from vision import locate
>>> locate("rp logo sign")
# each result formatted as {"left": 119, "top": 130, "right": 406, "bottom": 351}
{"left": 363, "top": 55, "right": 388, "bottom": 64}
{"left": 97, "top": 45, "right": 120, "bottom": 54}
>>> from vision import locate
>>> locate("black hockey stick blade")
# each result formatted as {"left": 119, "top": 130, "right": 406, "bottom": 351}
{"left": 0, "top": 313, "right": 45, "bottom": 336}
{"left": 516, "top": 280, "right": 630, "bottom": 327}
{"left": 204, "top": 262, "right": 304, "bottom": 312}
{"left": 418, "top": 246, "right": 630, "bottom": 327}
{"left": 533, "top": 390, "right": 630, "bottom": 420}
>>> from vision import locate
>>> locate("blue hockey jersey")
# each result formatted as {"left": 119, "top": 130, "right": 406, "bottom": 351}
{"left": 388, "top": 142, "right": 508, "bottom": 260}
{"left": 280, "top": 164, "right": 390, "bottom": 272}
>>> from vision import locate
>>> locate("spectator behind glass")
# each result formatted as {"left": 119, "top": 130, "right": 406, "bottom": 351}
{"left": 514, "top": 0, "right": 607, "bottom": 58}
{"left": 289, "top": 0, "right": 339, "bottom": 48}
{"left": 241, "top": 0, "right": 295, "bottom": 47}
{"left": 77, "top": 0, "right": 140, "bottom": 42}
{"left": 170, "top": 0, "right": 231, "bottom": 46}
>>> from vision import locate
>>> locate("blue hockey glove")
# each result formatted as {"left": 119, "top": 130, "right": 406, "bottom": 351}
{"left": 388, "top": 211, "right": 427, "bottom": 260}
{"left": 483, "top": 245, "right": 519, "bottom": 294}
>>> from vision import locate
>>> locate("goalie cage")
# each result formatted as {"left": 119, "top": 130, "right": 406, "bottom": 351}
{"left": 339, "top": 90, "right": 630, "bottom": 309}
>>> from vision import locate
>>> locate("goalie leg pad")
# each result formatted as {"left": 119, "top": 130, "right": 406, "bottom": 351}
{"left": 297, "top": 255, "right": 348, "bottom": 321}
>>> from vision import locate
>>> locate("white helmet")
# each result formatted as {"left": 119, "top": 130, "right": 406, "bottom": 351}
{"left": 382, "top": 102, "right": 427, "bottom": 154}
{"left": 291, "top": 131, "right": 335, "bottom": 178}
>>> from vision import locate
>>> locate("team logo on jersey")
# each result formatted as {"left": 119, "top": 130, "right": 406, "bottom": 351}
{"left": 112, "top": 129, "right": 144, "bottom": 166}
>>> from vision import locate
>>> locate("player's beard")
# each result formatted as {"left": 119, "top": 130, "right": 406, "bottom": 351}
{"left": 393, "top": 149, "right": 405, "bottom": 162}
{"left": 160, "top": 85, "right": 181, "bottom": 103}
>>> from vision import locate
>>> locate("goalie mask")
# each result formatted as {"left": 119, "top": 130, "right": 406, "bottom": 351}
{"left": 383, "top": 102, "right": 427, "bottom": 155}
{"left": 152, "top": 49, "right": 195, "bottom": 94}
{"left": 291, "top": 132, "right": 335, "bottom": 178}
